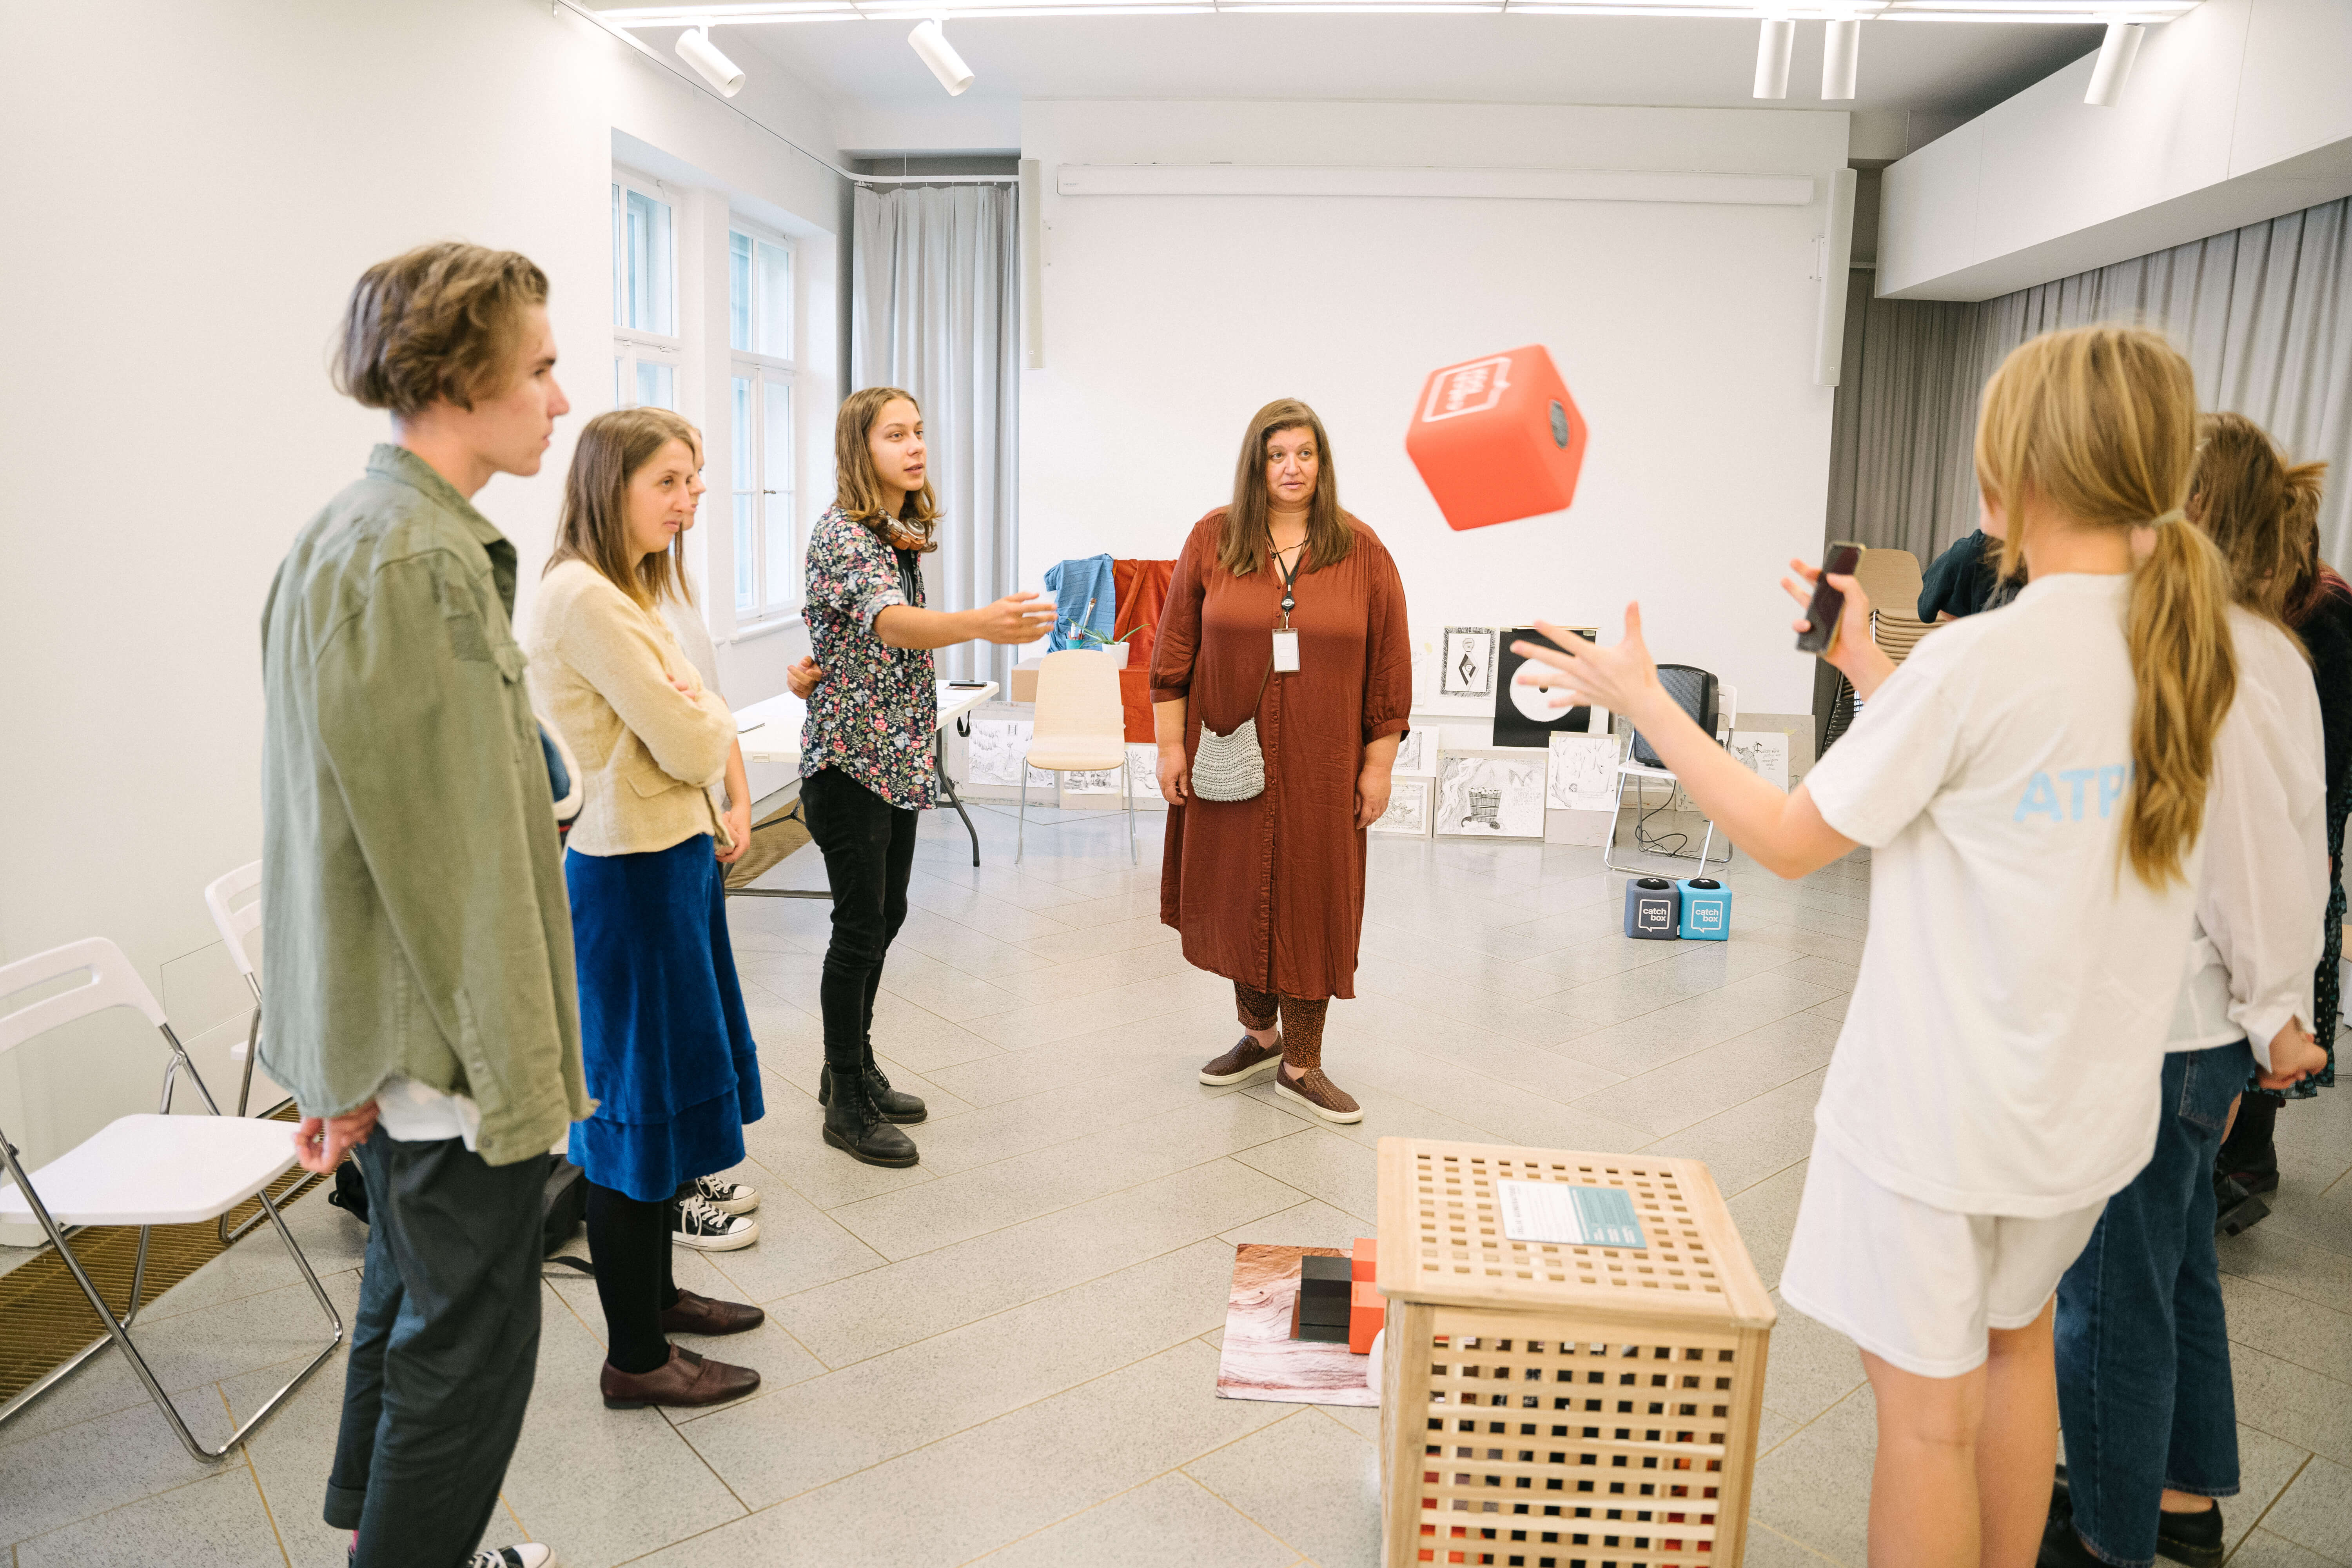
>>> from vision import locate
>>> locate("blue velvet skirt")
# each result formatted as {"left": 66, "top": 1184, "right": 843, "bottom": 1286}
{"left": 566, "top": 833, "right": 765, "bottom": 1202}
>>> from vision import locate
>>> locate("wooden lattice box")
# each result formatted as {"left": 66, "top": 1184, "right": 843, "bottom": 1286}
{"left": 1373, "top": 1139, "right": 1776, "bottom": 1568}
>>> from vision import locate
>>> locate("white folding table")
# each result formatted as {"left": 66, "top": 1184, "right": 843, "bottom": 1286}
{"left": 727, "top": 679, "right": 998, "bottom": 900}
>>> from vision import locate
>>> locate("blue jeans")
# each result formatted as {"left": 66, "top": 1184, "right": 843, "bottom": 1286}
{"left": 2054, "top": 1041, "right": 2251, "bottom": 1566}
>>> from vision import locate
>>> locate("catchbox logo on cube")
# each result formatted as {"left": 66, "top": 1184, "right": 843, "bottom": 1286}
{"left": 1421, "top": 356, "right": 1513, "bottom": 423}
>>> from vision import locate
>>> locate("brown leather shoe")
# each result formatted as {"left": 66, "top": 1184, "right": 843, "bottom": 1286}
{"left": 1199, "top": 1034, "right": 1283, "bottom": 1086}
{"left": 1275, "top": 1066, "right": 1363, "bottom": 1124}
{"left": 600, "top": 1344, "right": 761, "bottom": 1410}
{"left": 658, "top": 1289, "right": 765, "bottom": 1337}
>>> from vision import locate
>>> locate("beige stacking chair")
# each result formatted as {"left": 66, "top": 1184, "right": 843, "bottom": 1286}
{"left": 0, "top": 937, "right": 342, "bottom": 1458}
{"left": 1019, "top": 650, "right": 1138, "bottom": 866}
{"left": 1855, "top": 547, "right": 1933, "bottom": 668}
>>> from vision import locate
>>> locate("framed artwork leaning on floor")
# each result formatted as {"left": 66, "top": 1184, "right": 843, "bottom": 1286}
{"left": 1434, "top": 748, "right": 1546, "bottom": 840}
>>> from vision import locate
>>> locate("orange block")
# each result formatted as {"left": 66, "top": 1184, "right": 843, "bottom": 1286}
{"left": 1349, "top": 1279, "right": 1386, "bottom": 1354}
{"left": 1351, "top": 1235, "right": 1377, "bottom": 1282}
{"left": 1405, "top": 344, "right": 1588, "bottom": 531}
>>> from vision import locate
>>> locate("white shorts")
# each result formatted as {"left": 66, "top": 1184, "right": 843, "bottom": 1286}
{"left": 1778, "top": 1133, "right": 2104, "bottom": 1379}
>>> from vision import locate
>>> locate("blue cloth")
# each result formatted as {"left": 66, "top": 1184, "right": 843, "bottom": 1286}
{"left": 1042, "top": 554, "right": 1116, "bottom": 652}
{"left": 564, "top": 835, "right": 765, "bottom": 1203}
{"left": 2055, "top": 1040, "right": 2250, "bottom": 1565}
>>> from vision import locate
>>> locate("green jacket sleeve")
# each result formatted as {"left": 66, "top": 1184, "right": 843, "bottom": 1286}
{"left": 311, "top": 549, "right": 581, "bottom": 1158}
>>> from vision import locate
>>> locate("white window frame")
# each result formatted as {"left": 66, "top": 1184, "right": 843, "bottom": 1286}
{"left": 612, "top": 166, "right": 683, "bottom": 410}
{"left": 728, "top": 218, "right": 799, "bottom": 626}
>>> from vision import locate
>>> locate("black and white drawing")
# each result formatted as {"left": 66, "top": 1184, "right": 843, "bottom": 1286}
{"left": 1729, "top": 730, "right": 1790, "bottom": 790}
{"left": 1492, "top": 625, "right": 1598, "bottom": 747}
{"left": 1439, "top": 626, "right": 1497, "bottom": 697}
{"left": 1127, "top": 743, "right": 1163, "bottom": 800}
{"left": 1392, "top": 727, "right": 1431, "bottom": 775}
{"left": 1546, "top": 733, "right": 1620, "bottom": 811}
{"left": 1435, "top": 749, "right": 1546, "bottom": 839}
{"left": 1370, "top": 775, "right": 1432, "bottom": 837}
{"left": 965, "top": 718, "right": 1055, "bottom": 793}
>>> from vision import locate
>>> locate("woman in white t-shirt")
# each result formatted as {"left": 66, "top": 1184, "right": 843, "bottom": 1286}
{"left": 1511, "top": 325, "right": 2238, "bottom": 1568}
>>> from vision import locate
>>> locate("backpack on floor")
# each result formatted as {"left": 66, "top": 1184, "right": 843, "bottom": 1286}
{"left": 326, "top": 1156, "right": 369, "bottom": 1224}
{"left": 321, "top": 1153, "right": 588, "bottom": 1262}
{"left": 541, "top": 1157, "right": 587, "bottom": 1257}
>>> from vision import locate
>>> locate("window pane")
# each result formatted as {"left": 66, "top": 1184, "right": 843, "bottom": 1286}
{"left": 763, "top": 379, "right": 794, "bottom": 607}
{"left": 635, "top": 360, "right": 675, "bottom": 411}
{"left": 623, "top": 187, "right": 674, "bottom": 336}
{"left": 732, "top": 376, "right": 755, "bottom": 612}
{"left": 613, "top": 354, "right": 624, "bottom": 408}
{"left": 728, "top": 232, "right": 752, "bottom": 354}
{"left": 754, "top": 241, "right": 791, "bottom": 359}
{"left": 610, "top": 184, "right": 624, "bottom": 327}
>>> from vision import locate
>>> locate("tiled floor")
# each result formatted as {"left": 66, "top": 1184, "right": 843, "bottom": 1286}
{"left": 6, "top": 801, "right": 2350, "bottom": 1566}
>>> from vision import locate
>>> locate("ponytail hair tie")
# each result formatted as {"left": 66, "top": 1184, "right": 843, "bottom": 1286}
{"left": 2150, "top": 508, "right": 2187, "bottom": 527}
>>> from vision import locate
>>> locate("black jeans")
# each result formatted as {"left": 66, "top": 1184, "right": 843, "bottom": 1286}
{"left": 585, "top": 1182, "right": 679, "bottom": 1374}
{"left": 801, "top": 766, "right": 919, "bottom": 1074}
{"left": 327, "top": 1134, "right": 549, "bottom": 1568}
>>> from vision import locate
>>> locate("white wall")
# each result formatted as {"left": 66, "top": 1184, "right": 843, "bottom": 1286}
{"left": 1878, "top": 0, "right": 2352, "bottom": 301}
{"left": 0, "top": 0, "right": 845, "bottom": 1210}
{"left": 1019, "top": 100, "right": 1847, "bottom": 717}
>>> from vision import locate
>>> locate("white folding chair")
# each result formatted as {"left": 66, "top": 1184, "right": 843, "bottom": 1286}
{"left": 1602, "top": 665, "right": 1733, "bottom": 875}
{"left": 0, "top": 937, "right": 343, "bottom": 1459}
{"left": 202, "top": 860, "right": 265, "bottom": 1119}
{"left": 1018, "top": 650, "right": 1138, "bottom": 866}
{"left": 203, "top": 860, "right": 330, "bottom": 1243}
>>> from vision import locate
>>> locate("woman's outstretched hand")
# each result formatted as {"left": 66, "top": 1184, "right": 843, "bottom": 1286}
{"left": 786, "top": 656, "right": 823, "bottom": 700}
{"left": 1512, "top": 605, "right": 1665, "bottom": 720}
{"left": 974, "top": 592, "right": 1060, "bottom": 646}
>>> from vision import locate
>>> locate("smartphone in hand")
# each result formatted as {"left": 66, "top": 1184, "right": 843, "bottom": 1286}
{"left": 1796, "top": 541, "right": 1864, "bottom": 655}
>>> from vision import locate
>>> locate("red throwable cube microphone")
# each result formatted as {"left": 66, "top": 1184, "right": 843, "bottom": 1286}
{"left": 1405, "top": 345, "right": 1588, "bottom": 531}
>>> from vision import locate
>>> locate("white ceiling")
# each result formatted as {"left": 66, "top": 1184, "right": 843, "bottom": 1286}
{"left": 590, "top": 12, "right": 2103, "bottom": 151}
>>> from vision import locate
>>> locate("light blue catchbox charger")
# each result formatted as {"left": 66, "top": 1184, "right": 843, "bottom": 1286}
{"left": 1676, "top": 877, "right": 1731, "bottom": 940}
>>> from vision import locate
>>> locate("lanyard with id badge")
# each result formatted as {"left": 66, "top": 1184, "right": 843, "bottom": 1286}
{"left": 1270, "top": 542, "right": 1303, "bottom": 673}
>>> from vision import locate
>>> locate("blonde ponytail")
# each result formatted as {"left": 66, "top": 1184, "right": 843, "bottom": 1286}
{"left": 1974, "top": 325, "right": 2234, "bottom": 889}
{"left": 2124, "top": 514, "right": 2236, "bottom": 885}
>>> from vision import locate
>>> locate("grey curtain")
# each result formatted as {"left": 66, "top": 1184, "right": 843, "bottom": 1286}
{"left": 1829, "top": 195, "right": 2352, "bottom": 569}
{"left": 853, "top": 183, "right": 1021, "bottom": 684}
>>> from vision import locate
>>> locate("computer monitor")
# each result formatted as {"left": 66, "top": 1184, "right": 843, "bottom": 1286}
{"left": 1630, "top": 665, "right": 1719, "bottom": 768}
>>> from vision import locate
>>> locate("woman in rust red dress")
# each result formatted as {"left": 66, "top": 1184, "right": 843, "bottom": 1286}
{"left": 1151, "top": 398, "right": 1412, "bottom": 1123}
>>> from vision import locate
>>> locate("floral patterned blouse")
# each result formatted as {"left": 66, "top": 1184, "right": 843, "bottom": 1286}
{"left": 799, "top": 503, "right": 938, "bottom": 809}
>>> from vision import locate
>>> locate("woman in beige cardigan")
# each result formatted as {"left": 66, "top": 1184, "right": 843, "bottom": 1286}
{"left": 526, "top": 407, "right": 766, "bottom": 1411}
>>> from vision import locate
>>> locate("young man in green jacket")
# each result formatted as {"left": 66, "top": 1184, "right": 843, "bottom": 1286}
{"left": 260, "top": 241, "right": 591, "bottom": 1568}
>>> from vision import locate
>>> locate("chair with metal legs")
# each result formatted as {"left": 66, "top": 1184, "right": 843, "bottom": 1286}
{"left": 1016, "top": 650, "right": 1138, "bottom": 866}
{"left": 0, "top": 937, "right": 343, "bottom": 1460}
{"left": 201, "top": 859, "right": 331, "bottom": 1244}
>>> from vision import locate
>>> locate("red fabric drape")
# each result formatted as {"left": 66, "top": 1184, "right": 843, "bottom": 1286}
{"left": 1112, "top": 557, "right": 1178, "bottom": 741}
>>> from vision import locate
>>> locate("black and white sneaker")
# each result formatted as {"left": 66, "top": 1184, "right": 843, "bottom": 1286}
{"left": 691, "top": 1174, "right": 760, "bottom": 1215}
{"left": 355, "top": 1542, "right": 554, "bottom": 1567}
{"left": 670, "top": 1193, "right": 759, "bottom": 1251}
{"left": 470, "top": 1549, "right": 556, "bottom": 1568}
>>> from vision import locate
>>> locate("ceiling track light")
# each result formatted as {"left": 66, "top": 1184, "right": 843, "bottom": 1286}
{"left": 676, "top": 25, "right": 747, "bottom": 95}
{"left": 1752, "top": 15, "right": 1794, "bottom": 100}
{"left": 1821, "top": 16, "right": 1860, "bottom": 100}
{"left": 2083, "top": 20, "right": 2143, "bottom": 107}
{"left": 909, "top": 16, "right": 975, "bottom": 95}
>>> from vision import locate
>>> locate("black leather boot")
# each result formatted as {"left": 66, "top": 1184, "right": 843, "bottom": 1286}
{"left": 821, "top": 1069, "right": 919, "bottom": 1167}
{"left": 819, "top": 1058, "right": 928, "bottom": 1124}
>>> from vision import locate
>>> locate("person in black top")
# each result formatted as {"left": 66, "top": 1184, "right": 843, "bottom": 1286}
{"left": 1915, "top": 526, "right": 2024, "bottom": 622}
{"left": 2212, "top": 440, "right": 2344, "bottom": 1221}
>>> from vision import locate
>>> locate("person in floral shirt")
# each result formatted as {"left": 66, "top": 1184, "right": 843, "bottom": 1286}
{"left": 797, "top": 386, "right": 1053, "bottom": 1165}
